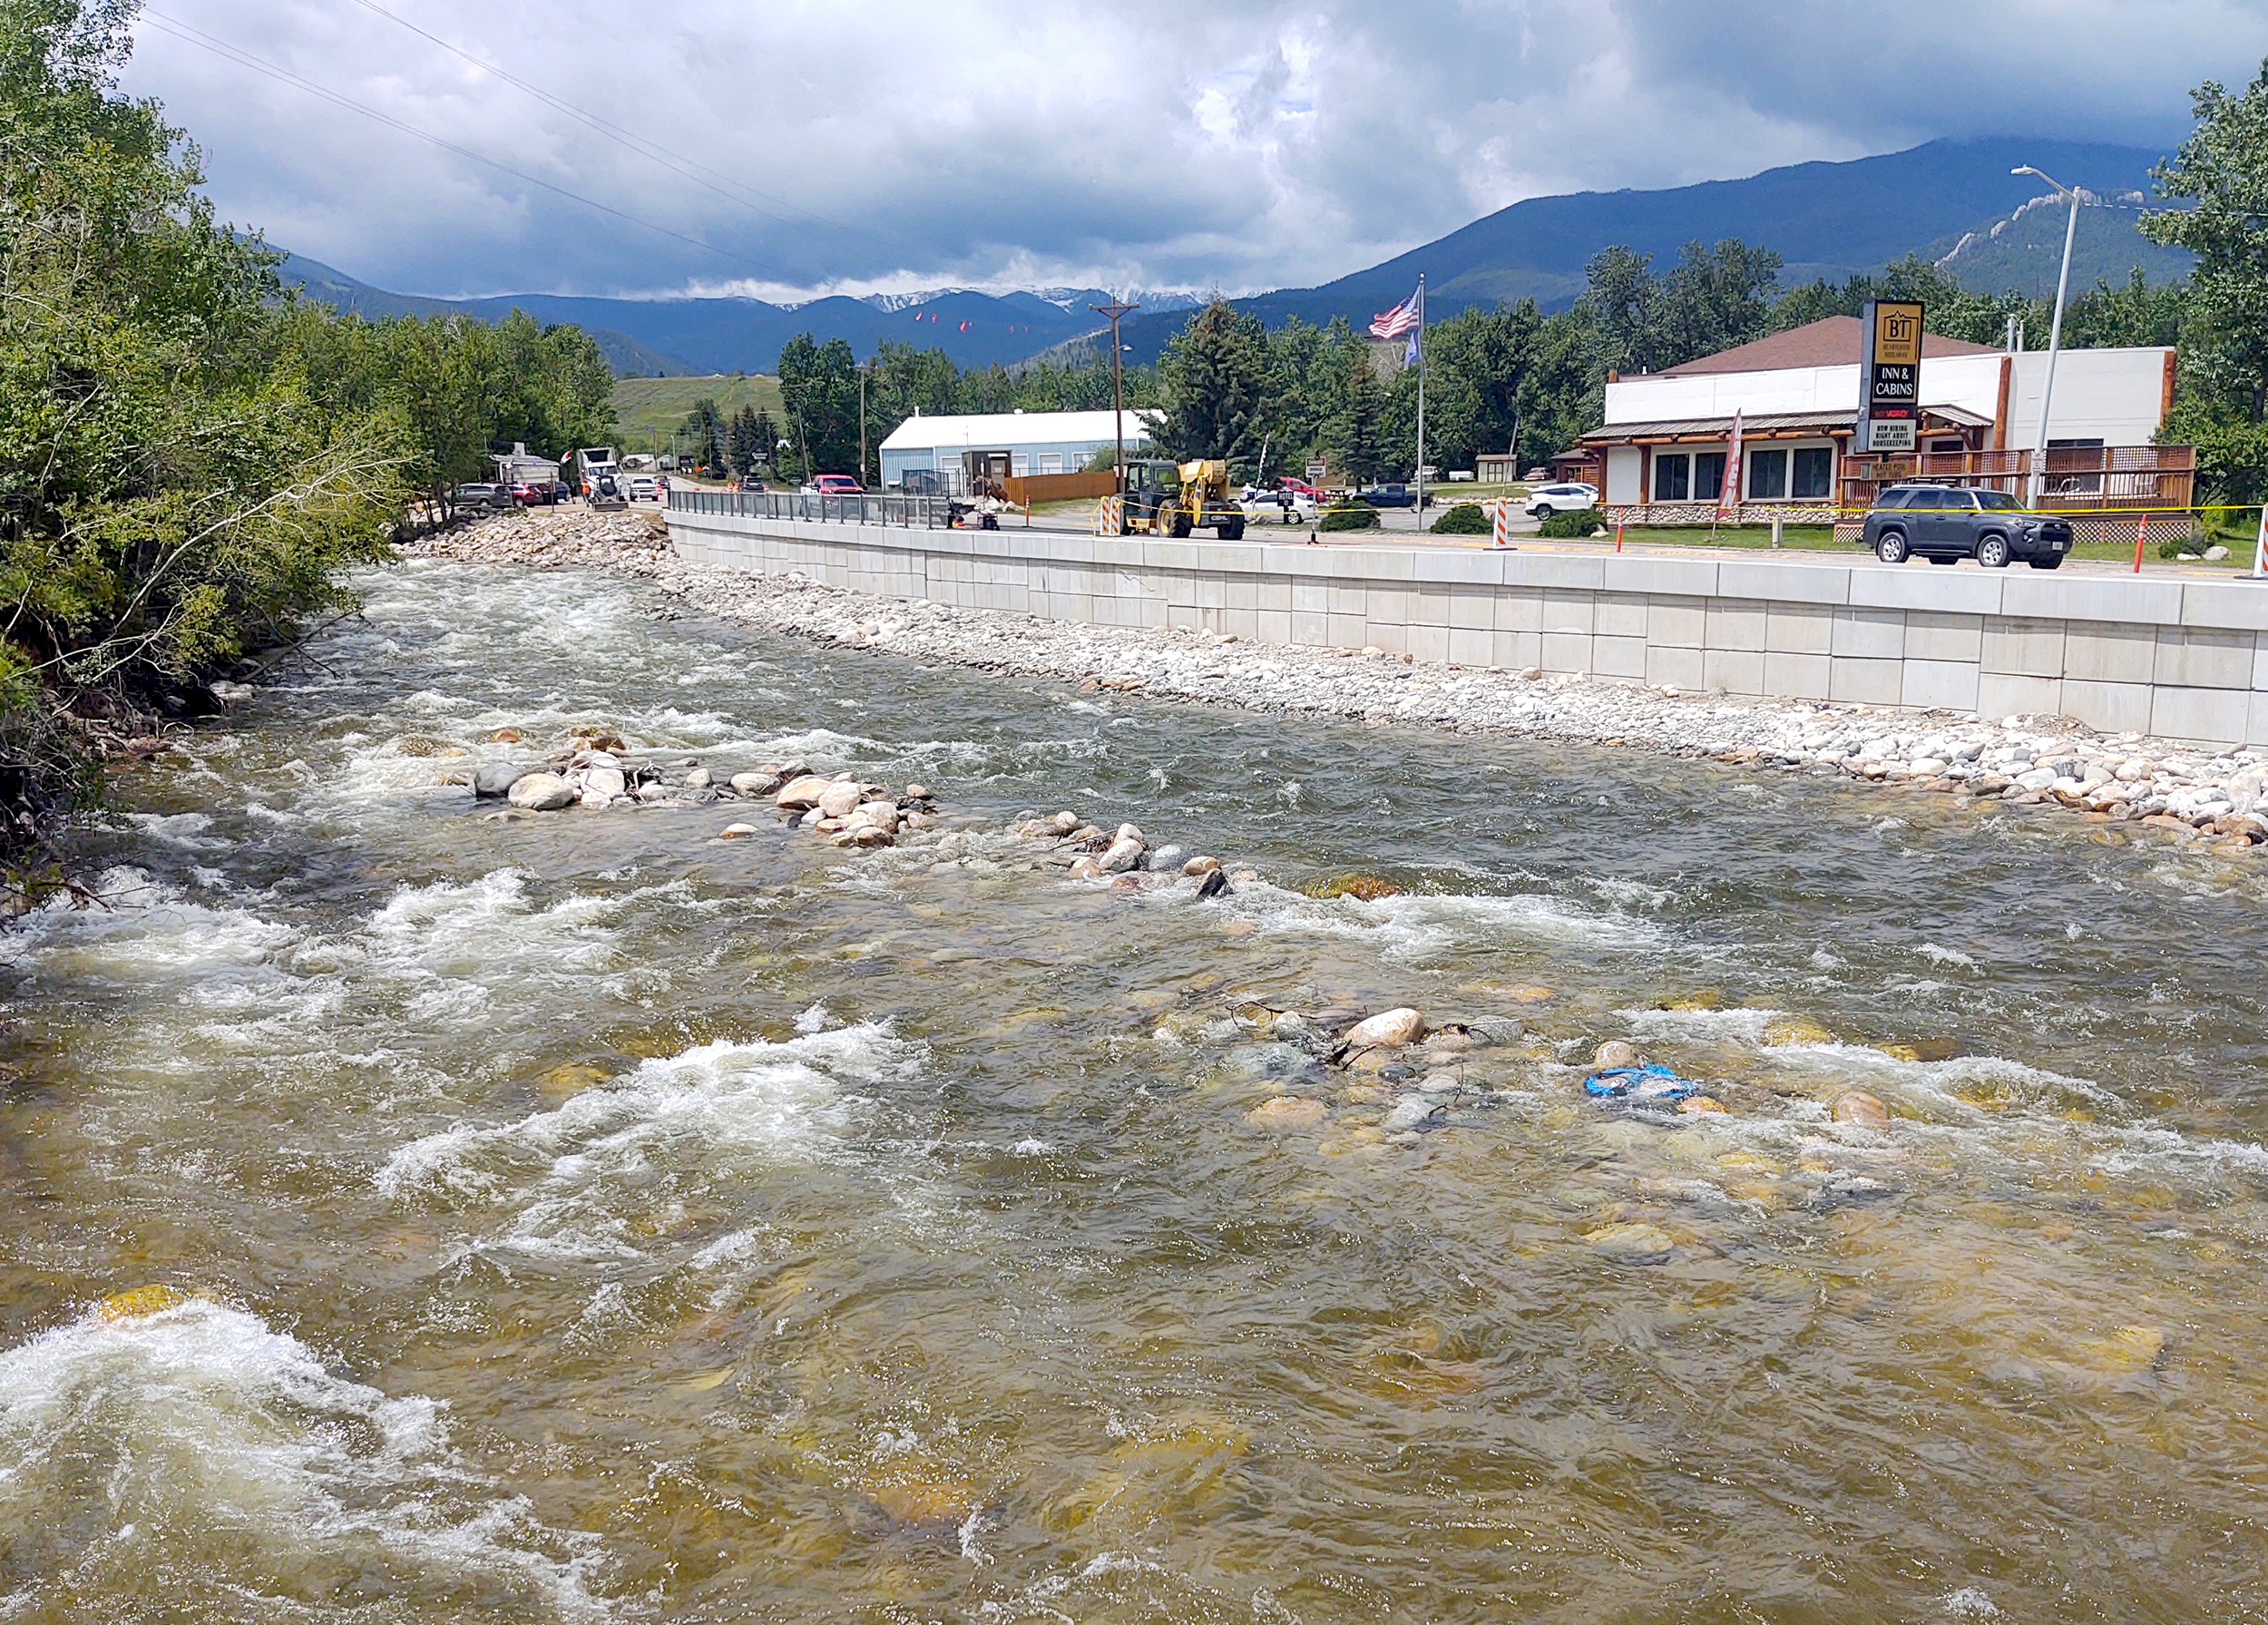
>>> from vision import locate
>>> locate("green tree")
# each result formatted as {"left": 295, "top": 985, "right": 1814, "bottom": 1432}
{"left": 2144, "top": 59, "right": 2268, "bottom": 499}
{"left": 777, "top": 334, "right": 860, "bottom": 475}
{"left": 1149, "top": 299, "right": 1276, "bottom": 475}
{"left": 1651, "top": 239, "right": 1782, "bottom": 367}
{"left": 0, "top": 0, "right": 406, "bottom": 847}
{"left": 1581, "top": 245, "right": 1657, "bottom": 377}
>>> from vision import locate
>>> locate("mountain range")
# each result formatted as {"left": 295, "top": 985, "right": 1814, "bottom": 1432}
{"left": 278, "top": 136, "right": 2187, "bottom": 377}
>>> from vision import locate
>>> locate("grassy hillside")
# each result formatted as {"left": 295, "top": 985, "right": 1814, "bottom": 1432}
{"left": 608, "top": 374, "right": 785, "bottom": 455}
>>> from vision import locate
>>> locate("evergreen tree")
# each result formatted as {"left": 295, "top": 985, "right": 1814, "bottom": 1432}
{"left": 1149, "top": 299, "right": 1276, "bottom": 476}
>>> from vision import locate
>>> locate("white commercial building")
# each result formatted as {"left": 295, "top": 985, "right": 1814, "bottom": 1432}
{"left": 1560, "top": 317, "right": 2187, "bottom": 535}
{"left": 878, "top": 408, "right": 1155, "bottom": 493}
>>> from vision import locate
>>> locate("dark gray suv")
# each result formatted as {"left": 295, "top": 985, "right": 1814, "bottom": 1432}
{"left": 1861, "top": 484, "right": 2072, "bottom": 569}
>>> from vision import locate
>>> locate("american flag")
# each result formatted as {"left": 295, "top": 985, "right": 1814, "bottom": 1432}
{"left": 1370, "top": 287, "right": 1422, "bottom": 340}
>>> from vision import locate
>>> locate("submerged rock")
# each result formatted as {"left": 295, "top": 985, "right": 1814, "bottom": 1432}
{"left": 1382, "top": 1096, "right": 1445, "bottom": 1132}
{"left": 1592, "top": 1040, "right": 1640, "bottom": 1070}
{"left": 1831, "top": 1091, "right": 1891, "bottom": 1129}
{"left": 1245, "top": 1096, "right": 1326, "bottom": 1130}
{"left": 1586, "top": 1222, "right": 1675, "bottom": 1264}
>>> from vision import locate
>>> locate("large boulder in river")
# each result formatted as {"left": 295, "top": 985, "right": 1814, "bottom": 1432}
{"left": 474, "top": 761, "right": 530, "bottom": 799}
{"left": 816, "top": 780, "right": 867, "bottom": 819}
{"left": 776, "top": 775, "right": 834, "bottom": 810}
{"left": 506, "top": 772, "right": 576, "bottom": 811}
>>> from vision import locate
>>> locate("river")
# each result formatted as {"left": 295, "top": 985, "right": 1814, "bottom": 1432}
{"left": 3, "top": 557, "right": 2265, "bottom": 1622}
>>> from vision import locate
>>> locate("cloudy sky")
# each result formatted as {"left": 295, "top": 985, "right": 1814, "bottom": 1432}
{"left": 122, "top": 0, "right": 2268, "bottom": 301}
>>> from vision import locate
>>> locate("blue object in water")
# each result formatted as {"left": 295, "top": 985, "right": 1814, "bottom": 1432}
{"left": 1583, "top": 1062, "right": 1699, "bottom": 1102}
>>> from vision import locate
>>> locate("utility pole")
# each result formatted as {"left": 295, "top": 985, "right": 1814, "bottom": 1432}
{"left": 1414, "top": 273, "right": 1427, "bottom": 524}
{"left": 1090, "top": 298, "right": 1140, "bottom": 494}
{"left": 2014, "top": 165, "right": 2082, "bottom": 507}
{"left": 856, "top": 360, "right": 871, "bottom": 489}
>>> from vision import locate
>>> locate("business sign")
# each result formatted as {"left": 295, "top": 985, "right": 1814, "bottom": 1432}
{"left": 1859, "top": 299, "right": 1922, "bottom": 453}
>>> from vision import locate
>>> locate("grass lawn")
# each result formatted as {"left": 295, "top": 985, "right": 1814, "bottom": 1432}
{"left": 609, "top": 374, "right": 784, "bottom": 455}
{"left": 1601, "top": 524, "right": 1843, "bottom": 551}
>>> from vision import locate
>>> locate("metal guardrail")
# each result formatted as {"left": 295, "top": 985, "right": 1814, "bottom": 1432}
{"left": 669, "top": 488, "right": 952, "bottom": 528}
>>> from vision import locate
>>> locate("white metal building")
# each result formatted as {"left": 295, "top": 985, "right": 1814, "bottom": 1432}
{"left": 1561, "top": 317, "right": 2181, "bottom": 524}
{"left": 878, "top": 408, "right": 1155, "bottom": 492}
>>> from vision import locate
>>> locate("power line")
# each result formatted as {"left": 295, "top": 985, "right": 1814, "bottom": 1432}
{"left": 336, "top": 0, "right": 863, "bottom": 238}
{"left": 139, "top": 8, "right": 776, "bottom": 274}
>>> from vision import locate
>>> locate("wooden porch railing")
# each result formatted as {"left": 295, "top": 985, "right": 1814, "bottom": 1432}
{"left": 1840, "top": 445, "right": 2195, "bottom": 512}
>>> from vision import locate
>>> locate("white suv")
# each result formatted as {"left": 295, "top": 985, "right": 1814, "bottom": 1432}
{"left": 1525, "top": 482, "right": 1598, "bottom": 519}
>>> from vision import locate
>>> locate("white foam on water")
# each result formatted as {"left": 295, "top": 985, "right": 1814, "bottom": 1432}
{"left": 0, "top": 1297, "right": 608, "bottom": 1616}
{"left": 376, "top": 1026, "right": 918, "bottom": 1260}
{"left": 0, "top": 867, "right": 299, "bottom": 981}
{"left": 1216, "top": 879, "right": 1667, "bottom": 964}
{"left": 118, "top": 810, "right": 220, "bottom": 848}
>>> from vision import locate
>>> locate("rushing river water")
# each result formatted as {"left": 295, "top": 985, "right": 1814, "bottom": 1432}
{"left": 5, "top": 558, "right": 2268, "bottom": 1622}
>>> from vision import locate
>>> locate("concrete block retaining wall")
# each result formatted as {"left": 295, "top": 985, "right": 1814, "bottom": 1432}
{"left": 668, "top": 508, "right": 2268, "bottom": 749}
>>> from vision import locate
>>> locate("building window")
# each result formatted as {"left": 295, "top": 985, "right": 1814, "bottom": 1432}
{"left": 1748, "top": 447, "right": 1787, "bottom": 499}
{"left": 1012, "top": 453, "right": 1030, "bottom": 477}
{"left": 1792, "top": 446, "right": 1833, "bottom": 500}
{"left": 1038, "top": 452, "right": 1063, "bottom": 475}
{"left": 1694, "top": 451, "right": 1725, "bottom": 503}
{"left": 1653, "top": 453, "right": 1689, "bottom": 502}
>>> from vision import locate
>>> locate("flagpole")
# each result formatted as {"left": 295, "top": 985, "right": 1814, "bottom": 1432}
{"left": 1415, "top": 274, "right": 1426, "bottom": 528}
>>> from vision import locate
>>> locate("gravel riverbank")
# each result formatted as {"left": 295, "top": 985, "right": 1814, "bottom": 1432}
{"left": 399, "top": 508, "right": 2268, "bottom": 855}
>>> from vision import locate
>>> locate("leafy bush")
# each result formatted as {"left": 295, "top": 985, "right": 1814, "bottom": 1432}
{"left": 1430, "top": 503, "right": 1491, "bottom": 534}
{"left": 1318, "top": 504, "right": 1380, "bottom": 533}
{"left": 1537, "top": 509, "right": 1605, "bottom": 538}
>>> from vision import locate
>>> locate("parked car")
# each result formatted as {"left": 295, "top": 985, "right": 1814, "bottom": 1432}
{"left": 1861, "top": 484, "right": 2071, "bottom": 569}
{"left": 450, "top": 483, "right": 516, "bottom": 514}
{"left": 1237, "top": 485, "right": 1318, "bottom": 523}
{"left": 628, "top": 475, "right": 658, "bottom": 502}
{"left": 1354, "top": 483, "right": 1429, "bottom": 509}
{"left": 1524, "top": 482, "right": 1598, "bottom": 519}
{"left": 736, "top": 475, "right": 766, "bottom": 493}
{"left": 508, "top": 480, "right": 555, "bottom": 507}
{"left": 1278, "top": 478, "right": 1325, "bottom": 502}
{"left": 807, "top": 474, "right": 864, "bottom": 496}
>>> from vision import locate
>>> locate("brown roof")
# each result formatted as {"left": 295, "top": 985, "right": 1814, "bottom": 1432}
{"left": 1579, "top": 404, "right": 1990, "bottom": 445}
{"left": 1653, "top": 316, "right": 1999, "bottom": 377}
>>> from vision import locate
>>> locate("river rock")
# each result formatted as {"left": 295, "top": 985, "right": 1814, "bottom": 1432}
{"left": 636, "top": 781, "right": 671, "bottom": 803}
{"left": 833, "top": 825, "right": 894, "bottom": 848}
{"left": 1592, "top": 1039, "right": 1640, "bottom": 1070}
{"left": 684, "top": 767, "right": 712, "bottom": 788}
{"left": 851, "top": 800, "right": 901, "bottom": 831}
{"left": 1049, "top": 810, "right": 1081, "bottom": 833}
{"left": 1183, "top": 855, "right": 1221, "bottom": 876}
{"left": 816, "top": 780, "right": 866, "bottom": 818}
{"left": 934, "top": 833, "right": 965, "bottom": 861}
{"left": 1382, "top": 1096, "right": 1445, "bottom": 1132}
{"left": 585, "top": 749, "right": 621, "bottom": 769}
{"left": 719, "top": 823, "right": 759, "bottom": 838}
{"left": 1416, "top": 1071, "right": 1460, "bottom": 1095}
{"left": 904, "top": 782, "right": 932, "bottom": 801}
{"left": 1068, "top": 856, "right": 1100, "bottom": 878}
{"left": 1586, "top": 1221, "right": 1675, "bottom": 1264}
{"left": 506, "top": 772, "right": 575, "bottom": 811}
{"left": 474, "top": 761, "right": 530, "bottom": 798}
{"left": 730, "top": 771, "right": 783, "bottom": 796}
{"left": 1246, "top": 1095, "right": 1327, "bottom": 1130}
{"left": 577, "top": 788, "right": 611, "bottom": 809}
{"left": 1097, "top": 835, "right": 1144, "bottom": 874}
{"left": 1346, "top": 1007, "right": 1426, "bottom": 1048}
{"left": 1831, "top": 1091, "right": 1891, "bottom": 1129}
{"left": 1194, "top": 868, "right": 1229, "bottom": 900}
{"left": 777, "top": 774, "right": 834, "bottom": 809}
{"left": 583, "top": 767, "right": 626, "bottom": 800}
{"left": 1146, "top": 843, "right": 1188, "bottom": 873}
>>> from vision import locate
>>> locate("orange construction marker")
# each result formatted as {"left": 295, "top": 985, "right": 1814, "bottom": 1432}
{"left": 2133, "top": 509, "right": 2147, "bottom": 573}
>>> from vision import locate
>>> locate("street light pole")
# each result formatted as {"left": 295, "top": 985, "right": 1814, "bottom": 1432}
{"left": 1090, "top": 298, "right": 1140, "bottom": 494}
{"left": 2014, "top": 165, "right": 2083, "bottom": 507}
{"left": 857, "top": 361, "right": 869, "bottom": 490}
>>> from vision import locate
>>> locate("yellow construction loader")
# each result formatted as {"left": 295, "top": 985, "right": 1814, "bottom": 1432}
{"left": 1115, "top": 457, "right": 1246, "bottom": 539}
